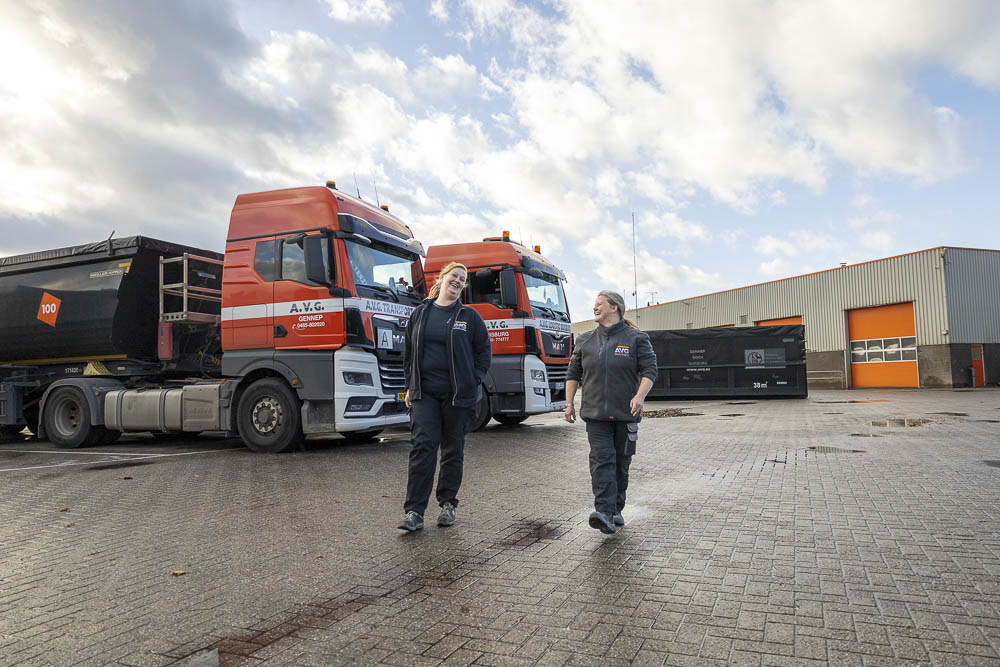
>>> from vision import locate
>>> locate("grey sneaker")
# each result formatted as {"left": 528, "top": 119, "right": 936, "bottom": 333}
{"left": 438, "top": 502, "right": 456, "bottom": 527}
{"left": 588, "top": 511, "right": 616, "bottom": 534}
{"left": 613, "top": 511, "right": 624, "bottom": 526}
{"left": 398, "top": 511, "right": 423, "bottom": 531}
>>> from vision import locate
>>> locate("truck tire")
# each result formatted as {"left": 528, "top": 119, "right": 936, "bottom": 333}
{"left": 342, "top": 428, "right": 383, "bottom": 443}
{"left": 44, "top": 386, "right": 100, "bottom": 448}
{"left": 236, "top": 378, "right": 302, "bottom": 453}
{"left": 469, "top": 386, "right": 492, "bottom": 432}
{"left": 494, "top": 414, "right": 529, "bottom": 426}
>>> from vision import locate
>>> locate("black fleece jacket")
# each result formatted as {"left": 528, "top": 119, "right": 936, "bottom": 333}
{"left": 404, "top": 299, "right": 492, "bottom": 408}
{"left": 567, "top": 320, "right": 658, "bottom": 422}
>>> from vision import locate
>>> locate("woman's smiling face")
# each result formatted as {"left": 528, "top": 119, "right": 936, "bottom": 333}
{"left": 439, "top": 266, "right": 467, "bottom": 301}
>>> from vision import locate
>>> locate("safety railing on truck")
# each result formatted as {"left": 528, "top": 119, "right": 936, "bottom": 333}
{"left": 159, "top": 253, "right": 223, "bottom": 325}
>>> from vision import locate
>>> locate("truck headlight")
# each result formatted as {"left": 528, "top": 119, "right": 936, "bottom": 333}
{"left": 530, "top": 369, "right": 546, "bottom": 382}
{"left": 343, "top": 371, "right": 374, "bottom": 386}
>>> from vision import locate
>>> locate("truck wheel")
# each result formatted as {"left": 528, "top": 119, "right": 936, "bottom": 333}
{"left": 469, "top": 386, "right": 492, "bottom": 432}
{"left": 494, "top": 414, "right": 529, "bottom": 426}
{"left": 237, "top": 378, "right": 302, "bottom": 453}
{"left": 44, "top": 386, "right": 99, "bottom": 448}
{"left": 342, "top": 428, "right": 383, "bottom": 443}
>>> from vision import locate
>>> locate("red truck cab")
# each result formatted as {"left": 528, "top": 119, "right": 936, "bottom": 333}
{"left": 222, "top": 183, "right": 425, "bottom": 449}
{"left": 425, "top": 233, "right": 572, "bottom": 429}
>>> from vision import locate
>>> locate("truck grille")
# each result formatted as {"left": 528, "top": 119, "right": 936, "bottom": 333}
{"left": 545, "top": 363, "right": 568, "bottom": 402}
{"left": 378, "top": 359, "right": 406, "bottom": 394}
{"left": 545, "top": 363, "right": 568, "bottom": 384}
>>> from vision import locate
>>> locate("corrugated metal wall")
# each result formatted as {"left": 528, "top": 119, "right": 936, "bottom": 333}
{"left": 944, "top": 248, "right": 1000, "bottom": 344}
{"left": 573, "top": 248, "right": 955, "bottom": 352}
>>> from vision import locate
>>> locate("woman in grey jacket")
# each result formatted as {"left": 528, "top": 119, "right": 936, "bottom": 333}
{"left": 565, "top": 291, "right": 657, "bottom": 533}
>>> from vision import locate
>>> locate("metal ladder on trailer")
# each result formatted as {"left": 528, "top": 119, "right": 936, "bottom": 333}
{"left": 158, "top": 253, "right": 223, "bottom": 325}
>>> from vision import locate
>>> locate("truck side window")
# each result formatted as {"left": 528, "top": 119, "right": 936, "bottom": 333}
{"left": 279, "top": 237, "right": 331, "bottom": 285}
{"left": 280, "top": 240, "right": 308, "bottom": 283}
{"left": 468, "top": 271, "right": 502, "bottom": 307}
{"left": 254, "top": 240, "right": 277, "bottom": 281}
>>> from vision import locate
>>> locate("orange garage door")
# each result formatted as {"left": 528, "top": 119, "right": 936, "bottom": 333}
{"left": 848, "top": 302, "right": 918, "bottom": 387}
{"left": 757, "top": 315, "right": 802, "bottom": 326}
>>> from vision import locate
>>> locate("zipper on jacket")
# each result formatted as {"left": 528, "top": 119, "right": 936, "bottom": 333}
{"left": 599, "top": 329, "right": 610, "bottom": 419}
{"left": 410, "top": 304, "right": 427, "bottom": 401}
{"left": 448, "top": 306, "right": 462, "bottom": 406}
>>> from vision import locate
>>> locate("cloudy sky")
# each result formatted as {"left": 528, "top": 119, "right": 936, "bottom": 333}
{"left": 3, "top": 0, "right": 999, "bottom": 321}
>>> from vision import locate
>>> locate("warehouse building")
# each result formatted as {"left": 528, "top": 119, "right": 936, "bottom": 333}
{"left": 572, "top": 247, "right": 1000, "bottom": 389}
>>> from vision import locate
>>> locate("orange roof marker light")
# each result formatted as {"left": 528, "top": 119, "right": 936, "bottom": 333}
{"left": 325, "top": 180, "right": 337, "bottom": 190}
{"left": 380, "top": 204, "right": 389, "bottom": 211}
{"left": 502, "top": 230, "right": 510, "bottom": 241}
{"left": 533, "top": 245, "right": 541, "bottom": 253}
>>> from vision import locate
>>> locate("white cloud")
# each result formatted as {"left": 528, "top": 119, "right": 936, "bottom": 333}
{"left": 861, "top": 230, "right": 895, "bottom": 254}
{"left": 759, "top": 257, "right": 790, "bottom": 277}
{"left": 429, "top": 0, "right": 449, "bottom": 22}
{"left": 325, "top": 0, "right": 395, "bottom": 24}
{"left": 638, "top": 211, "right": 708, "bottom": 242}
{"left": 754, "top": 235, "right": 798, "bottom": 257}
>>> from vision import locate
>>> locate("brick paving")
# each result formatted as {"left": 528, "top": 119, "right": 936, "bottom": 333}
{"left": 1, "top": 388, "right": 999, "bottom": 666}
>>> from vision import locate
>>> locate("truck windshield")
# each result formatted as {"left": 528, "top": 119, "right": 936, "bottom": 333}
{"left": 346, "top": 240, "right": 425, "bottom": 303}
{"left": 524, "top": 273, "right": 569, "bottom": 321}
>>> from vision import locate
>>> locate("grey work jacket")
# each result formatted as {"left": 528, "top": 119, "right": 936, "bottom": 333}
{"left": 567, "top": 320, "right": 658, "bottom": 422}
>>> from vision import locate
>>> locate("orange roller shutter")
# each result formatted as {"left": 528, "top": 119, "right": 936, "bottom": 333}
{"left": 756, "top": 316, "right": 802, "bottom": 326}
{"left": 848, "top": 302, "right": 918, "bottom": 388}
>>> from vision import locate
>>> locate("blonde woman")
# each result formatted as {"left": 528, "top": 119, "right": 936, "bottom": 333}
{"left": 399, "top": 262, "right": 491, "bottom": 531}
{"left": 565, "top": 291, "right": 657, "bottom": 534}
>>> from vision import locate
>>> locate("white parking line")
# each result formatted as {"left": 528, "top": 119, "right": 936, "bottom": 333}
{"left": 0, "top": 450, "right": 164, "bottom": 456}
{"left": 0, "top": 448, "right": 244, "bottom": 473}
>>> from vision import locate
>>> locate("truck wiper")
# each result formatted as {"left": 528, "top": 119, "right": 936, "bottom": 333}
{"left": 359, "top": 283, "right": 399, "bottom": 302}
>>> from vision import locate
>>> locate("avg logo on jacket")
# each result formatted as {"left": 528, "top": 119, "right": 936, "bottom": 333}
{"left": 453, "top": 321, "right": 467, "bottom": 331}
{"left": 614, "top": 345, "right": 630, "bottom": 356}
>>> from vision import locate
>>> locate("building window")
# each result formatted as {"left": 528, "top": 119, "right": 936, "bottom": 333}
{"left": 739, "top": 314, "right": 748, "bottom": 325}
{"left": 850, "top": 336, "right": 916, "bottom": 363}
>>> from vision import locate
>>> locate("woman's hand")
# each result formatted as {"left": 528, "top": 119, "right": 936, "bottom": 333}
{"left": 629, "top": 394, "right": 644, "bottom": 417}
{"left": 405, "top": 392, "right": 411, "bottom": 409}
{"left": 564, "top": 404, "right": 576, "bottom": 423}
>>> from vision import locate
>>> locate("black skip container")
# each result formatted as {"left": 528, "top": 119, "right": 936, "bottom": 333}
{"left": 647, "top": 325, "right": 807, "bottom": 399}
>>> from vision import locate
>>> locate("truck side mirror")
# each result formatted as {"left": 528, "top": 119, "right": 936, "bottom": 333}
{"left": 499, "top": 269, "right": 518, "bottom": 309}
{"left": 303, "top": 235, "right": 329, "bottom": 285}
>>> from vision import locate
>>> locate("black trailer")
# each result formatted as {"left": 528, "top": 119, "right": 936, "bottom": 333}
{"left": 0, "top": 236, "right": 223, "bottom": 439}
{"left": 647, "top": 325, "right": 807, "bottom": 399}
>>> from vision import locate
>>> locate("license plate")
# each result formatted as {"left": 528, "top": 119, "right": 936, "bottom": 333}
{"left": 553, "top": 382, "right": 565, "bottom": 389}
{"left": 397, "top": 392, "right": 407, "bottom": 401}
{"left": 376, "top": 328, "right": 404, "bottom": 351}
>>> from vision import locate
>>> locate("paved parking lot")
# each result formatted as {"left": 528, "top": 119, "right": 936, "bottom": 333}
{"left": 2, "top": 388, "right": 1000, "bottom": 666}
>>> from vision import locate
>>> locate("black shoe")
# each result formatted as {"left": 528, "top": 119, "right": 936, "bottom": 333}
{"left": 437, "top": 502, "right": 456, "bottom": 527}
{"left": 613, "top": 511, "right": 624, "bottom": 526}
{"left": 588, "top": 511, "right": 616, "bottom": 534}
{"left": 398, "top": 511, "right": 423, "bottom": 531}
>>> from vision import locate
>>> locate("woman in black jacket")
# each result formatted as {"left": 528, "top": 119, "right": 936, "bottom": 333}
{"left": 399, "top": 261, "right": 491, "bottom": 532}
{"left": 565, "top": 290, "right": 657, "bottom": 534}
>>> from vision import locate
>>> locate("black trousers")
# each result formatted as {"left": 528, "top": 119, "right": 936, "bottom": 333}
{"left": 404, "top": 393, "right": 473, "bottom": 516}
{"left": 585, "top": 420, "right": 638, "bottom": 515}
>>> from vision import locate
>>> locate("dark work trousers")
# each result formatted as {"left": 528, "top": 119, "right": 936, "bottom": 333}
{"left": 585, "top": 420, "right": 638, "bottom": 515}
{"left": 404, "top": 393, "right": 474, "bottom": 517}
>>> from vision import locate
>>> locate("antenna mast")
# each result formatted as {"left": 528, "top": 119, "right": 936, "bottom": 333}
{"left": 372, "top": 174, "right": 380, "bottom": 207}
{"left": 353, "top": 172, "right": 361, "bottom": 198}
{"left": 631, "top": 211, "right": 639, "bottom": 319}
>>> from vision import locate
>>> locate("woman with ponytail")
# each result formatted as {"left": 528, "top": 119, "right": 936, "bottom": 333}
{"left": 565, "top": 290, "right": 657, "bottom": 534}
{"left": 398, "top": 262, "right": 491, "bottom": 531}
